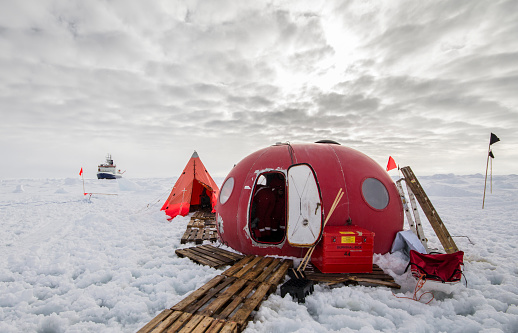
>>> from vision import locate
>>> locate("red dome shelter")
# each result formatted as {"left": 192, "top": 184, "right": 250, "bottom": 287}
{"left": 215, "top": 141, "right": 403, "bottom": 257}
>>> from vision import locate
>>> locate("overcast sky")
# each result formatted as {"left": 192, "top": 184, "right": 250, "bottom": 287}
{"left": 1, "top": 0, "right": 516, "bottom": 180}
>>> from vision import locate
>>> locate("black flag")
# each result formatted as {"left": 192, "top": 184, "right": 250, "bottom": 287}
{"left": 489, "top": 150, "right": 494, "bottom": 159}
{"left": 490, "top": 133, "right": 500, "bottom": 145}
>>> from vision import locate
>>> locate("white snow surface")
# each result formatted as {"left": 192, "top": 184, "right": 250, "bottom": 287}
{"left": 1, "top": 175, "right": 517, "bottom": 332}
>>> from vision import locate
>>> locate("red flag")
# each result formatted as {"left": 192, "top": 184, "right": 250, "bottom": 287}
{"left": 386, "top": 156, "right": 397, "bottom": 171}
{"left": 79, "top": 167, "right": 83, "bottom": 176}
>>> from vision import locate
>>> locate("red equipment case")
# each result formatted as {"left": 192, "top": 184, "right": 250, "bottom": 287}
{"left": 311, "top": 225, "right": 375, "bottom": 273}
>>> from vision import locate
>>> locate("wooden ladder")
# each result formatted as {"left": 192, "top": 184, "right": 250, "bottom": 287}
{"left": 395, "top": 179, "right": 430, "bottom": 252}
{"left": 400, "top": 166, "right": 458, "bottom": 254}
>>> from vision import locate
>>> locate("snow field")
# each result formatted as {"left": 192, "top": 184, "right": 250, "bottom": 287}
{"left": 0, "top": 174, "right": 517, "bottom": 332}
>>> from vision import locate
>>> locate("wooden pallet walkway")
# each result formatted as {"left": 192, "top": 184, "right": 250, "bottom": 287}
{"left": 176, "top": 245, "right": 245, "bottom": 269}
{"left": 181, "top": 212, "right": 218, "bottom": 244}
{"left": 138, "top": 255, "right": 292, "bottom": 333}
{"left": 302, "top": 263, "right": 400, "bottom": 289}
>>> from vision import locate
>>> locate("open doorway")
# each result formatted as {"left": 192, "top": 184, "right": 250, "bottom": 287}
{"left": 250, "top": 172, "right": 286, "bottom": 244}
{"left": 189, "top": 180, "right": 213, "bottom": 213}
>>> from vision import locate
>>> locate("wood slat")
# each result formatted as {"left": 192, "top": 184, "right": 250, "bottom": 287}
{"left": 219, "top": 322, "right": 238, "bottom": 333}
{"left": 214, "top": 281, "right": 259, "bottom": 320}
{"left": 262, "top": 259, "right": 292, "bottom": 288}
{"left": 176, "top": 248, "right": 223, "bottom": 267}
{"left": 232, "top": 256, "right": 264, "bottom": 279}
{"left": 201, "top": 245, "right": 244, "bottom": 261}
{"left": 302, "top": 263, "right": 400, "bottom": 289}
{"left": 222, "top": 256, "right": 256, "bottom": 276}
{"left": 171, "top": 275, "right": 226, "bottom": 312}
{"left": 203, "top": 319, "right": 225, "bottom": 333}
{"left": 191, "top": 246, "right": 236, "bottom": 265}
{"left": 182, "top": 277, "right": 237, "bottom": 314}
{"left": 164, "top": 312, "right": 192, "bottom": 333}
{"left": 176, "top": 245, "right": 245, "bottom": 269}
{"left": 199, "top": 278, "right": 250, "bottom": 317}
{"left": 180, "top": 277, "right": 235, "bottom": 314}
{"left": 137, "top": 309, "right": 173, "bottom": 333}
{"left": 229, "top": 282, "right": 271, "bottom": 327}
{"left": 178, "top": 314, "right": 205, "bottom": 333}
{"left": 148, "top": 310, "right": 183, "bottom": 333}
{"left": 326, "top": 276, "right": 401, "bottom": 288}
{"left": 241, "top": 257, "right": 275, "bottom": 281}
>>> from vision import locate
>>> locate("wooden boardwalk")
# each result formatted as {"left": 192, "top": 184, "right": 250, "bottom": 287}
{"left": 181, "top": 212, "right": 218, "bottom": 245}
{"left": 176, "top": 245, "right": 245, "bottom": 268}
{"left": 303, "top": 263, "right": 400, "bottom": 289}
{"left": 138, "top": 255, "right": 292, "bottom": 333}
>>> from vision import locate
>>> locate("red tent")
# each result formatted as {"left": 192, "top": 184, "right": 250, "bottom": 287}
{"left": 161, "top": 151, "right": 219, "bottom": 220}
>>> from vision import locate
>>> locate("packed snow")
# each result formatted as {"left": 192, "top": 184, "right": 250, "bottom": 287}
{"left": 1, "top": 174, "right": 517, "bottom": 332}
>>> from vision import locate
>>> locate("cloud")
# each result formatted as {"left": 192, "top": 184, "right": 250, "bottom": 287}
{"left": 0, "top": 0, "right": 517, "bottom": 179}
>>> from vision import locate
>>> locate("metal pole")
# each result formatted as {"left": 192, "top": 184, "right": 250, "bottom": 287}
{"left": 482, "top": 136, "right": 491, "bottom": 209}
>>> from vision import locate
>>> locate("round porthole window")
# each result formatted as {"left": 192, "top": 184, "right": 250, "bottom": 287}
{"left": 362, "top": 178, "right": 389, "bottom": 210}
{"left": 219, "top": 177, "right": 234, "bottom": 205}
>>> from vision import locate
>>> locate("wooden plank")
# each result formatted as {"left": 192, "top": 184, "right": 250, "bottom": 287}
{"left": 175, "top": 248, "right": 222, "bottom": 267}
{"left": 230, "top": 282, "right": 271, "bottom": 328}
{"left": 219, "top": 322, "right": 238, "bottom": 333}
{"left": 181, "top": 229, "right": 196, "bottom": 244}
{"left": 177, "top": 314, "right": 205, "bottom": 333}
{"left": 222, "top": 255, "right": 256, "bottom": 277}
{"left": 149, "top": 310, "right": 184, "bottom": 333}
{"left": 263, "top": 259, "right": 292, "bottom": 287}
{"left": 401, "top": 166, "right": 459, "bottom": 253}
{"left": 171, "top": 275, "right": 226, "bottom": 312}
{"left": 191, "top": 316, "right": 216, "bottom": 333}
{"left": 215, "top": 281, "right": 258, "bottom": 320}
{"left": 204, "top": 319, "right": 226, "bottom": 333}
{"left": 176, "top": 245, "right": 245, "bottom": 269}
{"left": 199, "top": 278, "right": 249, "bottom": 317}
{"left": 201, "top": 245, "right": 244, "bottom": 261}
{"left": 137, "top": 309, "right": 173, "bottom": 333}
{"left": 201, "top": 278, "right": 247, "bottom": 316}
{"left": 195, "top": 228, "right": 204, "bottom": 244}
{"left": 241, "top": 257, "right": 275, "bottom": 281}
{"left": 232, "top": 256, "right": 264, "bottom": 279}
{"left": 182, "top": 277, "right": 237, "bottom": 314}
{"left": 193, "top": 246, "right": 235, "bottom": 265}
{"left": 326, "top": 276, "right": 401, "bottom": 288}
{"left": 165, "top": 312, "right": 193, "bottom": 333}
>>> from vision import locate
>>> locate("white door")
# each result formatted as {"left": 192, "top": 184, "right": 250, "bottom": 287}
{"left": 286, "top": 164, "right": 323, "bottom": 247}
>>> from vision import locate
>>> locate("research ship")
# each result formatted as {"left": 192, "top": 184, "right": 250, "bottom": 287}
{"left": 97, "top": 154, "right": 123, "bottom": 179}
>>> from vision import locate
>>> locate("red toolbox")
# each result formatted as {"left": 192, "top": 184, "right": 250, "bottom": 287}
{"left": 311, "top": 225, "right": 375, "bottom": 273}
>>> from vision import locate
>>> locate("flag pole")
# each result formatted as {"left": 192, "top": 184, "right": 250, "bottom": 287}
{"left": 482, "top": 136, "right": 491, "bottom": 209}
{"left": 80, "top": 167, "right": 86, "bottom": 196}
{"left": 490, "top": 154, "right": 493, "bottom": 194}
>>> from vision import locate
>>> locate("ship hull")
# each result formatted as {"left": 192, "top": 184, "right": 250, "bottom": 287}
{"left": 97, "top": 172, "right": 121, "bottom": 179}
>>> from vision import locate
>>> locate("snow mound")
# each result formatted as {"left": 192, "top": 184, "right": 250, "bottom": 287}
{"left": 117, "top": 178, "right": 141, "bottom": 191}
{"left": 13, "top": 185, "right": 24, "bottom": 193}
